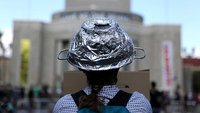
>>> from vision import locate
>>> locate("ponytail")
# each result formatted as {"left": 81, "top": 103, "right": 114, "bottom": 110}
{"left": 79, "top": 84, "right": 103, "bottom": 113}
{"left": 78, "top": 68, "right": 119, "bottom": 113}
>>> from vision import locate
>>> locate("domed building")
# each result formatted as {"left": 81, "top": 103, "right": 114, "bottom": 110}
{"left": 11, "top": 0, "right": 182, "bottom": 94}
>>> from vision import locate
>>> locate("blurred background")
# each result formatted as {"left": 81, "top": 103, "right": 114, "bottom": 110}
{"left": 0, "top": 0, "right": 200, "bottom": 113}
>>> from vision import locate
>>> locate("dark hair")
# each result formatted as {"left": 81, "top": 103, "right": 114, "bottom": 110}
{"left": 151, "top": 81, "right": 156, "bottom": 88}
{"left": 78, "top": 68, "right": 119, "bottom": 113}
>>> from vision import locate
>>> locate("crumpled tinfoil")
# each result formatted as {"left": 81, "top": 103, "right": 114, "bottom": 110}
{"left": 58, "top": 18, "right": 143, "bottom": 71}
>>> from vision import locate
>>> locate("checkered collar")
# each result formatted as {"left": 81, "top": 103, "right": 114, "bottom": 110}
{"left": 83, "top": 85, "right": 120, "bottom": 100}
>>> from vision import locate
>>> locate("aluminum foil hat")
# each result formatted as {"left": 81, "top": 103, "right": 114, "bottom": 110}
{"left": 58, "top": 18, "right": 145, "bottom": 71}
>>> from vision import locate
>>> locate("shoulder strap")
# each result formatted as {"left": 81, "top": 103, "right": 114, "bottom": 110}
{"left": 71, "top": 90, "right": 132, "bottom": 107}
{"left": 107, "top": 90, "right": 132, "bottom": 106}
{"left": 71, "top": 90, "right": 87, "bottom": 107}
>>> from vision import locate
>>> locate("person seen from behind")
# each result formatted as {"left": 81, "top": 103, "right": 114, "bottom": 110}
{"left": 53, "top": 18, "right": 152, "bottom": 113}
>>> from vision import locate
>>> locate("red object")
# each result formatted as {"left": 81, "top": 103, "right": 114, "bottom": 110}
{"left": 183, "top": 58, "right": 200, "bottom": 66}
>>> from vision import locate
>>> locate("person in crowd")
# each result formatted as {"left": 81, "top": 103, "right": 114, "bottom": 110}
{"left": 28, "top": 87, "right": 34, "bottom": 110}
{"left": 53, "top": 18, "right": 152, "bottom": 113}
{"left": 174, "top": 85, "right": 181, "bottom": 101}
{"left": 0, "top": 90, "right": 14, "bottom": 113}
{"left": 150, "top": 81, "right": 163, "bottom": 113}
{"left": 39, "top": 85, "right": 50, "bottom": 98}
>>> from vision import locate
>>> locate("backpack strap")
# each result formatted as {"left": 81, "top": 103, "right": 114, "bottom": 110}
{"left": 71, "top": 90, "right": 87, "bottom": 107}
{"left": 71, "top": 90, "right": 132, "bottom": 107}
{"left": 107, "top": 90, "right": 132, "bottom": 106}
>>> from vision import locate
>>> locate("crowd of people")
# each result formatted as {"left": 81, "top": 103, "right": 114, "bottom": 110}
{"left": 0, "top": 84, "right": 56, "bottom": 113}
{"left": 150, "top": 81, "right": 200, "bottom": 113}
{"left": 0, "top": 85, "right": 23, "bottom": 113}
{"left": 1, "top": 82, "right": 200, "bottom": 113}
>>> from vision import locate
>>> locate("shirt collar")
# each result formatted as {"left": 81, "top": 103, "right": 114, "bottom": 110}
{"left": 83, "top": 85, "right": 120, "bottom": 99}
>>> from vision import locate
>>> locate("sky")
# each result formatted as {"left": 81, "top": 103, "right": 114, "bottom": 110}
{"left": 0, "top": 0, "right": 200, "bottom": 57}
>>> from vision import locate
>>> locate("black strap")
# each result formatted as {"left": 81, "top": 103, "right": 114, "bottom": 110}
{"left": 107, "top": 90, "right": 132, "bottom": 106}
{"left": 71, "top": 90, "right": 132, "bottom": 107}
{"left": 71, "top": 90, "right": 86, "bottom": 107}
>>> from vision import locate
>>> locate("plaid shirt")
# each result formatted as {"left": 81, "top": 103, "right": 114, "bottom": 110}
{"left": 53, "top": 85, "right": 152, "bottom": 113}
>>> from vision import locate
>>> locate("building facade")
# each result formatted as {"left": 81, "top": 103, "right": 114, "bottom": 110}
{"left": 183, "top": 58, "right": 200, "bottom": 95}
{"left": 11, "top": 0, "right": 182, "bottom": 94}
{"left": 0, "top": 57, "right": 10, "bottom": 85}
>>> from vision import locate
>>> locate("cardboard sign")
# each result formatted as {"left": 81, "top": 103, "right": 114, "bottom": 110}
{"left": 62, "top": 70, "right": 150, "bottom": 100}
